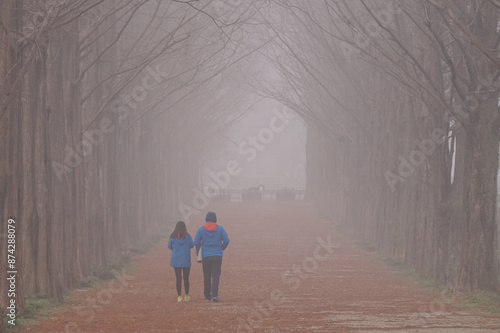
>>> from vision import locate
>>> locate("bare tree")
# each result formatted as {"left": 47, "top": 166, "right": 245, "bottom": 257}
{"left": 258, "top": 0, "right": 499, "bottom": 291}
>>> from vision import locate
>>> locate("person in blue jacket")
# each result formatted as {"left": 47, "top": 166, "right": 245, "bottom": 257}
{"left": 194, "top": 212, "right": 229, "bottom": 302}
{"left": 168, "top": 221, "right": 194, "bottom": 302}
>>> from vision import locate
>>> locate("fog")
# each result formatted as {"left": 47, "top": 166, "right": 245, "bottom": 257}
{"left": 2, "top": 1, "right": 500, "bottom": 331}
{"left": 202, "top": 99, "right": 306, "bottom": 192}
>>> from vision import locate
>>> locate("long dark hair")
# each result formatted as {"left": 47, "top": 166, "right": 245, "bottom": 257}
{"left": 170, "top": 221, "right": 187, "bottom": 239}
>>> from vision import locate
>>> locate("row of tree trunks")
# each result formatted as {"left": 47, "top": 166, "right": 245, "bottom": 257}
{"left": 0, "top": 0, "right": 26, "bottom": 317}
{"left": 0, "top": 1, "right": 213, "bottom": 312}
{"left": 278, "top": 0, "right": 499, "bottom": 292}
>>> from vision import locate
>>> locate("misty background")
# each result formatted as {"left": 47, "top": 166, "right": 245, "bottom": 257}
{"left": 1, "top": 0, "right": 500, "bottom": 317}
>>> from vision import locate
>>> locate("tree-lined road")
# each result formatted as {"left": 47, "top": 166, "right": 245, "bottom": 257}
{"left": 19, "top": 202, "right": 500, "bottom": 332}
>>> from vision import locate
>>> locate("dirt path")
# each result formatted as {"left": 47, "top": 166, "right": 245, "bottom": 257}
{"left": 19, "top": 202, "right": 500, "bottom": 332}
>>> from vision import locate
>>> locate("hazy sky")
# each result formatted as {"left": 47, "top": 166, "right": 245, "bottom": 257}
{"left": 202, "top": 99, "right": 306, "bottom": 190}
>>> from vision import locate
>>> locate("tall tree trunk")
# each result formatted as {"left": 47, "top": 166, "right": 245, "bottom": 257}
{"left": 459, "top": 93, "right": 499, "bottom": 290}
{"left": 0, "top": 0, "right": 25, "bottom": 312}
{"left": 47, "top": 19, "right": 83, "bottom": 296}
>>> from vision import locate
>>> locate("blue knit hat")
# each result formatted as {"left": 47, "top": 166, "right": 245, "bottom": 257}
{"left": 205, "top": 212, "right": 217, "bottom": 222}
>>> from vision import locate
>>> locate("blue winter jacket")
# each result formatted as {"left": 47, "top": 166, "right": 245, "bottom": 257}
{"left": 194, "top": 224, "right": 230, "bottom": 258}
{"left": 168, "top": 233, "right": 194, "bottom": 267}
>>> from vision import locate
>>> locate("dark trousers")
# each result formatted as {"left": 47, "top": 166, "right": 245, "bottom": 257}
{"left": 202, "top": 256, "right": 223, "bottom": 299}
{"left": 173, "top": 267, "right": 190, "bottom": 296}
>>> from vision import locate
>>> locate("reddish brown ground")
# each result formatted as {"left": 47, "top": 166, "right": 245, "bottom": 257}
{"left": 18, "top": 202, "right": 500, "bottom": 332}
